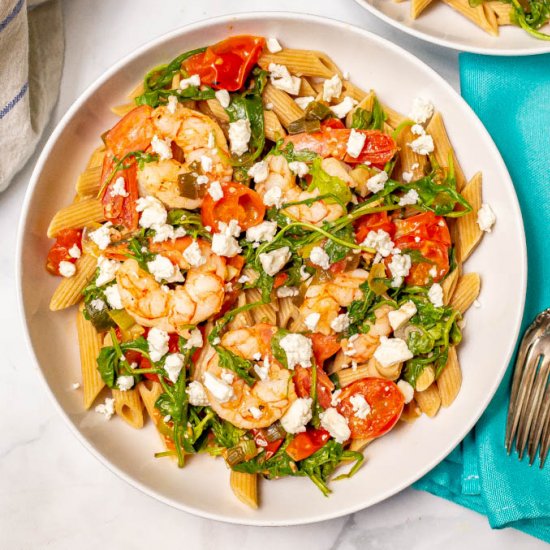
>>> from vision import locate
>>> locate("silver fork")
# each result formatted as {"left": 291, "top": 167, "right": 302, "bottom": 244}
{"left": 505, "top": 308, "right": 550, "bottom": 468}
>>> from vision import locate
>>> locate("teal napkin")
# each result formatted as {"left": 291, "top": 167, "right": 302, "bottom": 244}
{"left": 414, "top": 54, "right": 550, "bottom": 542}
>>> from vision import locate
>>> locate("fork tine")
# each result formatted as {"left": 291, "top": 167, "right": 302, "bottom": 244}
{"left": 527, "top": 360, "right": 550, "bottom": 465}
{"left": 540, "top": 405, "right": 550, "bottom": 468}
{"left": 509, "top": 346, "right": 542, "bottom": 457}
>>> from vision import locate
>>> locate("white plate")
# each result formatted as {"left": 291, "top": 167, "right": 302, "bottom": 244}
{"left": 17, "top": 12, "right": 527, "bottom": 525}
{"left": 354, "top": 0, "right": 550, "bottom": 55}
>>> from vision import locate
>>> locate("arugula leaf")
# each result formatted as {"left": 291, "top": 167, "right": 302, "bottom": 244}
{"left": 167, "top": 209, "right": 211, "bottom": 240}
{"left": 351, "top": 97, "right": 386, "bottom": 131}
{"left": 136, "top": 86, "right": 215, "bottom": 109}
{"left": 324, "top": 225, "right": 354, "bottom": 263}
{"left": 269, "top": 140, "right": 319, "bottom": 164}
{"left": 210, "top": 414, "right": 246, "bottom": 449}
{"left": 508, "top": 0, "right": 550, "bottom": 38}
{"left": 126, "top": 234, "right": 156, "bottom": 271}
{"left": 270, "top": 328, "right": 291, "bottom": 369}
{"left": 347, "top": 281, "right": 376, "bottom": 334}
{"left": 307, "top": 157, "right": 352, "bottom": 205}
{"left": 216, "top": 346, "right": 256, "bottom": 386}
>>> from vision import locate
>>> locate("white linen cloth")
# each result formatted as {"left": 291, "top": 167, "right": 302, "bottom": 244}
{"left": 0, "top": 0, "right": 63, "bottom": 191}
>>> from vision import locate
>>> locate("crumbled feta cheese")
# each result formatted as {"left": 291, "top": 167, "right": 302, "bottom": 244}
{"left": 428, "top": 283, "right": 444, "bottom": 308}
{"left": 343, "top": 334, "right": 359, "bottom": 357}
{"left": 187, "top": 381, "right": 209, "bottom": 406}
{"left": 215, "top": 89, "right": 230, "bottom": 108}
{"left": 179, "top": 74, "right": 201, "bottom": 90}
{"left": 211, "top": 220, "right": 242, "bottom": 258}
{"left": 350, "top": 394, "right": 371, "bottom": 419}
{"left": 410, "top": 123, "right": 425, "bottom": 136}
{"left": 147, "top": 254, "right": 184, "bottom": 283}
{"left": 276, "top": 286, "right": 299, "bottom": 298}
{"left": 148, "top": 327, "right": 170, "bottom": 362}
{"left": 89, "top": 222, "right": 113, "bottom": 250}
{"left": 409, "top": 134, "right": 434, "bottom": 156}
{"left": 330, "top": 96, "right": 358, "bottom": 119}
{"left": 330, "top": 313, "right": 350, "bottom": 333}
{"left": 402, "top": 171, "right": 413, "bottom": 184}
{"left": 409, "top": 97, "right": 434, "bottom": 124}
{"left": 346, "top": 129, "right": 367, "bottom": 159}
{"left": 309, "top": 246, "right": 331, "bottom": 270}
{"left": 90, "top": 298, "right": 105, "bottom": 311}
{"left": 288, "top": 161, "right": 309, "bottom": 177}
{"left": 151, "top": 223, "right": 176, "bottom": 243}
{"left": 263, "top": 186, "right": 283, "bottom": 208}
{"left": 254, "top": 362, "right": 269, "bottom": 381}
{"left": 374, "top": 336, "right": 413, "bottom": 367}
{"left": 182, "top": 240, "right": 206, "bottom": 268}
{"left": 280, "top": 397, "right": 313, "bottom": 434}
{"left": 259, "top": 246, "right": 291, "bottom": 276}
{"left": 248, "top": 160, "right": 269, "bottom": 183}
{"left": 269, "top": 63, "right": 301, "bottom": 95}
{"left": 229, "top": 119, "right": 251, "bottom": 157}
{"left": 397, "top": 380, "right": 414, "bottom": 404}
{"left": 366, "top": 170, "right": 389, "bottom": 194}
{"left": 71, "top": 382, "right": 81, "bottom": 390}
{"left": 151, "top": 134, "right": 173, "bottom": 160}
{"left": 265, "top": 102, "right": 274, "bottom": 110}
{"left": 331, "top": 389, "right": 342, "bottom": 406}
{"left": 196, "top": 175, "right": 209, "bottom": 186}
{"left": 203, "top": 372, "right": 234, "bottom": 403}
{"left": 388, "top": 301, "right": 417, "bottom": 331}
{"left": 136, "top": 196, "right": 168, "bottom": 228}
{"left": 117, "top": 375, "right": 134, "bottom": 391}
{"left": 411, "top": 162, "right": 419, "bottom": 170}
{"left": 58, "top": 260, "right": 76, "bottom": 278}
{"left": 68, "top": 244, "right": 81, "bottom": 259}
{"left": 279, "top": 333, "right": 313, "bottom": 370}
{"left": 184, "top": 328, "right": 203, "bottom": 350}
{"left": 164, "top": 415, "right": 171, "bottom": 423}
{"left": 388, "top": 253, "right": 411, "bottom": 287}
{"left": 429, "top": 266, "right": 438, "bottom": 278}
{"left": 477, "top": 203, "right": 496, "bottom": 233}
{"left": 399, "top": 189, "right": 419, "bottom": 206}
{"left": 238, "top": 274, "right": 250, "bottom": 284}
{"left": 295, "top": 96, "right": 315, "bottom": 110}
{"left": 361, "top": 229, "right": 395, "bottom": 258}
{"left": 110, "top": 176, "right": 129, "bottom": 198}
{"left": 267, "top": 37, "right": 282, "bottom": 53}
{"left": 220, "top": 370, "right": 234, "bottom": 385}
{"left": 95, "top": 397, "right": 115, "bottom": 420}
{"left": 323, "top": 74, "right": 342, "bottom": 102}
{"left": 104, "top": 283, "right": 123, "bottom": 310}
{"left": 167, "top": 95, "right": 178, "bottom": 114}
{"left": 246, "top": 221, "right": 278, "bottom": 245}
{"left": 200, "top": 155, "right": 213, "bottom": 173}
{"left": 320, "top": 407, "right": 350, "bottom": 443}
{"left": 96, "top": 256, "right": 119, "bottom": 286}
{"left": 304, "top": 312, "right": 321, "bottom": 331}
{"left": 246, "top": 406, "right": 262, "bottom": 420}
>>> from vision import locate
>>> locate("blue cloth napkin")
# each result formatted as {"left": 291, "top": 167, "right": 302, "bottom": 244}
{"left": 414, "top": 53, "right": 550, "bottom": 542}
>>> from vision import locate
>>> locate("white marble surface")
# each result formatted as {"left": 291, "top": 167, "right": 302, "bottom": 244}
{"left": 0, "top": 1, "right": 545, "bottom": 548}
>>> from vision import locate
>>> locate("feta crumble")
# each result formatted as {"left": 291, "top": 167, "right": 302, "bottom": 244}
{"left": 249, "top": 406, "right": 263, "bottom": 419}
{"left": 184, "top": 328, "right": 203, "bottom": 350}
{"left": 187, "top": 381, "right": 209, "bottom": 406}
{"left": 263, "top": 186, "right": 283, "bottom": 208}
{"left": 206, "top": 181, "right": 223, "bottom": 202}
{"left": 151, "top": 134, "right": 173, "bottom": 160}
{"left": 267, "top": 37, "right": 282, "bottom": 53}
{"left": 68, "top": 244, "right": 81, "bottom": 259}
{"left": 477, "top": 203, "right": 496, "bottom": 233}
{"left": 304, "top": 312, "right": 321, "bottom": 331}
{"left": 408, "top": 134, "right": 434, "bottom": 156}
{"left": 280, "top": 398, "right": 313, "bottom": 434}
{"left": 259, "top": 246, "right": 291, "bottom": 276}
{"left": 182, "top": 240, "right": 206, "bottom": 268}
{"left": 428, "top": 283, "right": 444, "bottom": 308}
{"left": 110, "top": 176, "right": 128, "bottom": 197}
{"left": 269, "top": 63, "right": 301, "bottom": 95}
{"left": 203, "top": 372, "right": 234, "bottom": 403}
{"left": 147, "top": 254, "right": 184, "bottom": 283}
{"left": 388, "top": 253, "right": 411, "bottom": 287}
{"left": 96, "top": 256, "right": 119, "bottom": 287}
{"left": 167, "top": 95, "right": 178, "bottom": 114}
{"left": 320, "top": 408, "right": 350, "bottom": 443}
{"left": 366, "top": 170, "right": 389, "bottom": 193}
{"left": 136, "top": 196, "right": 167, "bottom": 228}
{"left": 388, "top": 300, "right": 417, "bottom": 331}
{"left": 295, "top": 96, "right": 315, "bottom": 110}
{"left": 117, "top": 375, "right": 134, "bottom": 391}
{"left": 330, "top": 313, "right": 350, "bottom": 333}
{"left": 397, "top": 380, "right": 415, "bottom": 404}
{"left": 246, "top": 220, "right": 277, "bottom": 245}
{"left": 409, "top": 97, "right": 434, "bottom": 124}
{"left": 90, "top": 298, "right": 105, "bottom": 311}
{"left": 410, "top": 123, "right": 425, "bottom": 136}
{"left": 215, "top": 89, "right": 230, "bottom": 108}
{"left": 200, "top": 155, "right": 213, "bottom": 173}
{"left": 330, "top": 96, "right": 357, "bottom": 119}
{"left": 279, "top": 333, "right": 313, "bottom": 369}
{"left": 323, "top": 74, "right": 342, "bottom": 102}
{"left": 288, "top": 161, "right": 309, "bottom": 177}
{"left": 346, "top": 129, "right": 366, "bottom": 159}
{"left": 402, "top": 171, "right": 413, "bottom": 184}
{"left": 398, "top": 189, "right": 419, "bottom": 206}
{"left": 179, "top": 74, "right": 201, "bottom": 90}
{"left": 309, "top": 246, "right": 331, "bottom": 270}
{"left": 104, "top": 283, "right": 123, "bottom": 310}
{"left": 276, "top": 286, "right": 299, "bottom": 298}
{"left": 211, "top": 220, "right": 242, "bottom": 258}
{"left": 350, "top": 394, "right": 371, "bottom": 419}
{"left": 148, "top": 327, "right": 170, "bottom": 362}
{"left": 374, "top": 336, "right": 413, "bottom": 367}
{"left": 58, "top": 261, "right": 76, "bottom": 278}
{"left": 89, "top": 222, "right": 113, "bottom": 250}
{"left": 361, "top": 229, "right": 395, "bottom": 258}
{"left": 248, "top": 160, "right": 269, "bottom": 183}
{"left": 229, "top": 119, "right": 251, "bottom": 156}
{"left": 95, "top": 397, "right": 115, "bottom": 420}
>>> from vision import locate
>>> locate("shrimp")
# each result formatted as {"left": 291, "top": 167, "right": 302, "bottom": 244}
{"left": 116, "top": 238, "right": 227, "bottom": 332}
{"left": 255, "top": 155, "right": 346, "bottom": 225}
{"left": 203, "top": 324, "right": 297, "bottom": 429}
{"left": 137, "top": 104, "right": 232, "bottom": 209}
{"left": 340, "top": 304, "right": 394, "bottom": 363}
{"left": 300, "top": 269, "right": 369, "bottom": 335}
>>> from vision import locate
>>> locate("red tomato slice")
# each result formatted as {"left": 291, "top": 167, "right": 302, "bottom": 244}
{"left": 284, "top": 128, "right": 397, "bottom": 167}
{"left": 201, "top": 181, "right": 265, "bottom": 231}
{"left": 337, "top": 378, "right": 404, "bottom": 440}
{"left": 252, "top": 429, "right": 284, "bottom": 460}
{"left": 285, "top": 428, "right": 331, "bottom": 461}
{"left": 103, "top": 105, "right": 154, "bottom": 159}
{"left": 294, "top": 365, "right": 334, "bottom": 410}
{"left": 309, "top": 333, "right": 341, "bottom": 366}
{"left": 354, "top": 211, "right": 395, "bottom": 244}
{"left": 394, "top": 237, "right": 450, "bottom": 285}
{"left": 46, "top": 228, "right": 82, "bottom": 276}
{"left": 394, "top": 212, "right": 451, "bottom": 246}
{"left": 183, "top": 35, "right": 266, "bottom": 92}
{"left": 322, "top": 118, "right": 346, "bottom": 130}
{"left": 273, "top": 272, "right": 289, "bottom": 289}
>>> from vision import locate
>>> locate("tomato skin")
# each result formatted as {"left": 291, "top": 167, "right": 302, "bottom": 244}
{"left": 394, "top": 212, "right": 451, "bottom": 246}
{"left": 286, "top": 428, "right": 331, "bottom": 461}
{"left": 201, "top": 181, "right": 265, "bottom": 231}
{"left": 337, "top": 378, "right": 404, "bottom": 440}
{"left": 322, "top": 118, "right": 346, "bottom": 130}
{"left": 252, "top": 430, "right": 284, "bottom": 460}
{"left": 293, "top": 365, "right": 334, "bottom": 410}
{"left": 309, "top": 333, "right": 341, "bottom": 366}
{"left": 273, "top": 272, "right": 289, "bottom": 289}
{"left": 46, "top": 229, "right": 82, "bottom": 275}
{"left": 103, "top": 105, "right": 154, "bottom": 158}
{"left": 183, "top": 35, "right": 266, "bottom": 92}
{"left": 354, "top": 212, "right": 395, "bottom": 244}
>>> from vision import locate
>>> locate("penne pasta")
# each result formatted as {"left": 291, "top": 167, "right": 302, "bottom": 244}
{"left": 49, "top": 254, "right": 97, "bottom": 311}
{"left": 400, "top": 399, "right": 423, "bottom": 423}
{"left": 76, "top": 303, "right": 104, "bottom": 409}
{"left": 258, "top": 49, "right": 341, "bottom": 79}
{"left": 442, "top": 0, "right": 499, "bottom": 35}
{"left": 264, "top": 110, "right": 287, "bottom": 141}
{"left": 138, "top": 379, "right": 164, "bottom": 422}
{"left": 395, "top": 125, "right": 429, "bottom": 181}
{"left": 345, "top": 91, "right": 374, "bottom": 128}
{"left": 76, "top": 165, "right": 102, "bottom": 197}
{"left": 450, "top": 272, "right": 481, "bottom": 314}
{"left": 277, "top": 296, "right": 301, "bottom": 330}
{"left": 47, "top": 198, "right": 105, "bottom": 238}
{"left": 487, "top": 1, "right": 514, "bottom": 25}
{"left": 111, "top": 102, "right": 137, "bottom": 117}
{"left": 381, "top": 103, "right": 406, "bottom": 129}
{"left": 442, "top": 267, "right": 461, "bottom": 306}
{"left": 338, "top": 362, "right": 378, "bottom": 387}
{"left": 415, "top": 365, "right": 436, "bottom": 392}
{"left": 86, "top": 146, "right": 106, "bottom": 169}
{"left": 230, "top": 471, "right": 259, "bottom": 509}
{"left": 349, "top": 438, "right": 372, "bottom": 452}
{"left": 298, "top": 77, "right": 317, "bottom": 97}
{"left": 437, "top": 346, "right": 462, "bottom": 407}
{"left": 112, "top": 388, "right": 145, "bottom": 429}
{"left": 456, "top": 172, "right": 483, "bottom": 263}
{"left": 415, "top": 384, "right": 441, "bottom": 417}
{"left": 411, "top": 0, "right": 436, "bottom": 18}
{"left": 263, "top": 83, "right": 304, "bottom": 129}
{"left": 342, "top": 81, "right": 368, "bottom": 103}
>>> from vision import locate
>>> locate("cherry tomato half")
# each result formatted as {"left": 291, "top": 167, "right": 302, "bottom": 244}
{"left": 285, "top": 427, "right": 331, "bottom": 462}
{"left": 293, "top": 365, "right": 334, "bottom": 410}
{"left": 354, "top": 211, "right": 395, "bottom": 244}
{"left": 394, "top": 212, "right": 451, "bottom": 246}
{"left": 309, "top": 333, "right": 341, "bottom": 366}
{"left": 46, "top": 228, "right": 82, "bottom": 276}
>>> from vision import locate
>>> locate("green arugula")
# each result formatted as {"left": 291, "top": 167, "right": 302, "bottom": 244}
{"left": 307, "top": 157, "right": 352, "bottom": 205}
{"left": 350, "top": 97, "right": 386, "bottom": 131}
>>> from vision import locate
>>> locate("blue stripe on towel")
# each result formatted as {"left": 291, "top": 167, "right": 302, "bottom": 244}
{"left": 0, "top": 0, "right": 24, "bottom": 33}
{"left": 0, "top": 82, "right": 28, "bottom": 120}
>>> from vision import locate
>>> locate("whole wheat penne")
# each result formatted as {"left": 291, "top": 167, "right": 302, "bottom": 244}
{"left": 338, "top": 361, "right": 379, "bottom": 387}
{"left": 230, "top": 471, "right": 259, "bottom": 509}
{"left": 299, "top": 78, "right": 317, "bottom": 97}
{"left": 258, "top": 49, "right": 340, "bottom": 79}
{"left": 349, "top": 438, "right": 372, "bottom": 452}
{"left": 49, "top": 254, "right": 97, "bottom": 311}
{"left": 442, "top": 0, "right": 499, "bottom": 35}
{"left": 112, "top": 388, "right": 145, "bottom": 429}
{"left": 487, "top": 1, "right": 514, "bottom": 25}
{"left": 87, "top": 146, "right": 106, "bottom": 169}
{"left": 450, "top": 273, "right": 481, "bottom": 314}
{"left": 415, "top": 384, "right": 441, "bottom": 417}
{"left": 411, "top": 0, "right": 436, "bottom": 18}
{"left": 400, "top": 399, "right": 422, "bottom": 423}
{"left": 396, "top": 125, "right": 429, "bottom": 181}
{"left": 263, "top": 83, "right": 304, "bottom": 128}
{"left": 437, "top": 347, "right": 462, "bottom": 407}
{"left": 442, "top": 267, "right": 461, "bottom": 305}
{"left": 381, "top": 103, "right": 406, "bottom": 130}
{"left": 456, "top": 172, "right": 483, "bottom": 263}
{"left": 277, "top": 296, "right": 301, "bottom": 330}
{"left": 415, "top": 365, "right": 436, "bottom": 392}
{"left": 47, "top": 198, "right": 105, "bottom": 238}
{"left": 342, "top": 81, "right": 368, "bottom": 103}
{"left": 345, "top": 91, "right": 374, "bottom": 128}
{"left": 76, "top": 165, "right": 102, "bottom": 197}
{"left": 264, "top": 110, "right": 287, "bottom": 141}
{"left": 138, "top": 379, "right": 164, "bottom": 422}
{"left": 76, "top": 303, "right": 104, "bottom": 409}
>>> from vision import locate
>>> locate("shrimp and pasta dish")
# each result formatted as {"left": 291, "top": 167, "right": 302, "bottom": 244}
{"left": 404, "top": 0, "right": 550, "bottom": 39}
{"left": 46, "top": 35, "right": 496, "bottom": 508}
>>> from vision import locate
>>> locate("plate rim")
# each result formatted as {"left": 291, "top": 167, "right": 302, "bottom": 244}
{"left": 353, "top": 0, "right": 550, "bottom": 56}
{"left": 16, "top": 11, "right": 528, "bottom": 526}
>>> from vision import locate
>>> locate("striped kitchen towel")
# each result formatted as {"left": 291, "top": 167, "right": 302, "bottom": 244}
{"left": 0, "top": 0, "right": 63, "bottom": 191}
